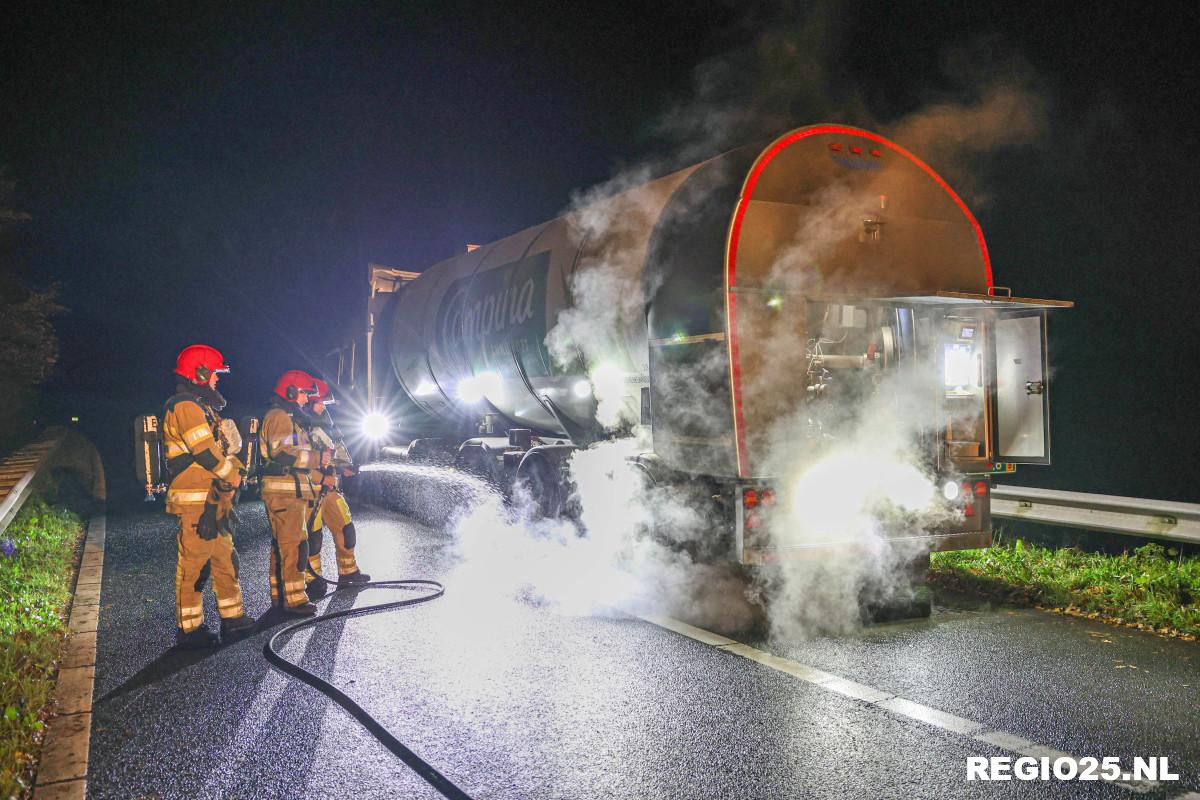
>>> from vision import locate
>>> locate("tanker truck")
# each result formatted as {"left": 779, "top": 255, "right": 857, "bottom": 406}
{"left": 334, "top": 124, "right": 1071, "bottom": 567}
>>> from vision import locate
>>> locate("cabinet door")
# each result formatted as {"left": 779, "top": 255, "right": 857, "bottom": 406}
{"left": 992, "top": 311, "right": 1050, "bottom": 464}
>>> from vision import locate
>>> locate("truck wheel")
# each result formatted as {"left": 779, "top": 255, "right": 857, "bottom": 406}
{"left": 518, "top": 457, "right": 561, "bottom": 519}
{"left": 456, "top": 444, "right": 499, "bottom": 484}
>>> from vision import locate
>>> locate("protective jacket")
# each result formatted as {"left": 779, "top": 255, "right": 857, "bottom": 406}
{"left": 259, "top": 398, "right": 319, "bottom": 499}
{"left": 163, "top": 382, "right": 243, "bottom": 513}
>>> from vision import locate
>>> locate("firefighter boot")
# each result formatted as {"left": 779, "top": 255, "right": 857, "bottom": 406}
{"left": 219, "top": 614, "right": 256, "bottom": 644}
{"left": 339, "top": 570, "right": 371, "bottom": 585}
{"left": 282, "top": 601, "right": 318, "bottom": 618}
{"left": 305, "top": 575, "right": 329, "bottom": 601}
{"left": 176, "top": 626, "right": 219, "bottom": 650}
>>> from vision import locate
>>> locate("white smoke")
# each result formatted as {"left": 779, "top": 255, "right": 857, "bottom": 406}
{"left": 448, "top": 437, "right": 764, "bottom": 632}
{"left": 754, "top": 364, "right": 959, "bottom": 639}
{"left": 543, "top": 169, "right": 665, "bottom": 430}
{"left": 885, "top": 85, "right": 1046, "bottom": 206}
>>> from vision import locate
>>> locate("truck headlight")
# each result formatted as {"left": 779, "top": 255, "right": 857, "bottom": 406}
{"left": 362, "top": 411, "right": 389, "bottom": 440}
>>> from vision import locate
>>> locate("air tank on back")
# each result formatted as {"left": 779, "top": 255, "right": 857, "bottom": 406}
{"left": 386, "top": 124, "right": 991, "bottom": 477}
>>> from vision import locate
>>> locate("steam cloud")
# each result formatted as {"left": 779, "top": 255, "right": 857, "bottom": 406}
{"left": 447, "top": 437, "right": 765, "bottom": 633}
{"left": 544, "top": 168, "right": 661, "bottom": 429}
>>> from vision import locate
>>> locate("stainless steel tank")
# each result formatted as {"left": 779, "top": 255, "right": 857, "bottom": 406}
{"left": 386, "top": 124, "right": 991, "bottom": 476}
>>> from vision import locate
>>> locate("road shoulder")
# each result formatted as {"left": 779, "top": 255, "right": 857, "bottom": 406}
{"left": 32, "top": 513, "right": 104, "bottom": 800}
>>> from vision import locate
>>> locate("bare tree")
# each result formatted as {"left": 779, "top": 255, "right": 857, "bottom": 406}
{"left": 0, "top": 169, "right": 62, "bottom": 440}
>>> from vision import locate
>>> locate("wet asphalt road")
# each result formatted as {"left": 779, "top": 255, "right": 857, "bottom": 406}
{"left": 89, "top": 490, "right": 1200, "bottom": 799}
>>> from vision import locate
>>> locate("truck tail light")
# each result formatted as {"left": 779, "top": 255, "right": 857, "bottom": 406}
{"left": 964, "top": 503, "right": 975, "bottom": 517}
{"left": 743, "top": 489, "right": 759, "bottom": 508}
{"left": 746, "top": 512, "right": 760, "bottom": 530}
{"left": 974, "top": 481, "right": 988, "bottom": 496}
{"left": 761, "top": 488, "right": 775, "bottom": 505}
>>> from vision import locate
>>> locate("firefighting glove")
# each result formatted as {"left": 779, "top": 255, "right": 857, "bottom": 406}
{"left": 217, "top": 507, "right": 239, "bottom": 537}
{"left": 320, "top": 471, "right": 337, "bottom": 491}
{"left": 197, "top": 502, "right": 220, "bottom": 541}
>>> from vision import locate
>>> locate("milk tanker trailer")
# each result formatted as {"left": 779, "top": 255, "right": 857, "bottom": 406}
{"left": 351, "top": 124, "right": 1071, "bottom": 568}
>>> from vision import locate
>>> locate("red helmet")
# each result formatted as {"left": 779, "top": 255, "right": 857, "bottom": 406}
{"left": 274, "top": 370, "right": 319, "bottom": 403}
{"left": 311, "top": 378, "right": 336, "bottom": 405}
{"left": 175, "top": 345, "right": 230, "bottom": 383}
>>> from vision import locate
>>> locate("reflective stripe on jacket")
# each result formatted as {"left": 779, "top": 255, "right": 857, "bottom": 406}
{"left": 163, "top": 395, "right": 241, "bottom": 512}
{"left": 260, "top": 406, "right": 317, "bottom": 499}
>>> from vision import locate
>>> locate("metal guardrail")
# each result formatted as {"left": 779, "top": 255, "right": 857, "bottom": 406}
{"left": 992, "top": 485, "right": 1200, "bottom": 545}
{"left": 0, "top": 432, "right": 67, "bottom": 536}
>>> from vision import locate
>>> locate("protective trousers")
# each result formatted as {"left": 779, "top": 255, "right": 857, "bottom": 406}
{"left": 173, "top": 505, "right": 245, "bottom": 633}
{"left": 265, "top": 496, "right": 312, "bottom": 608}
{"left": 306, "top": 490, "right": 359, "bottom": 580}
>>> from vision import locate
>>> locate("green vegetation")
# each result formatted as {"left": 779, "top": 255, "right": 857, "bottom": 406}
{"left": 931, "top": 537, "right": 1200, "bottom": 638}
{"left": 0, "top": 495, "right": 84, "bottom": 798}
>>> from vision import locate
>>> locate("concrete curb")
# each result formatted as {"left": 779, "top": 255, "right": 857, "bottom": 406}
{"left": 32, "top": 513, "right": 105, "bottom": 800}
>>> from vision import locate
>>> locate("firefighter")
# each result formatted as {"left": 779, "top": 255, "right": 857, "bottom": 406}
{"left": 302, "top": 377, "right": 370, "bottom": 600}
{"left": 163, "top": 345, "right": 255, "bottom": 648}
{"left": 259, "top": 370, "right": 325, "bottom": 615}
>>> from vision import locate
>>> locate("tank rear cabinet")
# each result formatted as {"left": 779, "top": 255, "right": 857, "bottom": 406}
{"left": 990, "top": 310, "right": 1050, "bottom": 465}
{"left": 928, "top": 302, "right": 1056, "bottom": 473}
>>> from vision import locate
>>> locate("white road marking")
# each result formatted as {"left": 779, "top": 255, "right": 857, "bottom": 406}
{"left": 876, "top": 696, "right": 984, "bottom": 736}
{"left": 638, "top": 614, "right": 1184, "bottom": 796}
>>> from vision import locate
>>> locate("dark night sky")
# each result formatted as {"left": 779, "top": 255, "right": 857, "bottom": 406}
{"left": 1, "top": 1, "right": 1197, "bottom": 500}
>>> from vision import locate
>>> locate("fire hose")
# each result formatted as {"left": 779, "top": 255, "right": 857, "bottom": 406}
{"left": 262, "top": 571, "right": 474, "bottom": 800}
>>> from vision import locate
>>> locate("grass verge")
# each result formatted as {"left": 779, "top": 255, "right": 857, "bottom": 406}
{"left": 930, "top": 537, "right": 1199, "bottom": 639}
{"left": 0, "top": 494, "right": 85, "bottom": 798}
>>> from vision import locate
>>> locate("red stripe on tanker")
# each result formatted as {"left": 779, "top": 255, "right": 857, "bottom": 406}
{"left": 724, "top": 125, "right": 993, "bottom": 477}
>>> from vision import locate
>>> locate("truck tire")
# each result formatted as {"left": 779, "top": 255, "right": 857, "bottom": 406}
{"left": 455, "top": 444, "right": 500, "bottom": 485}
{"left": 517, "top": 455, "right": 561, "bottom": 519}
{"left": 860, "top": 551, "right": 932, "bottom": 623}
